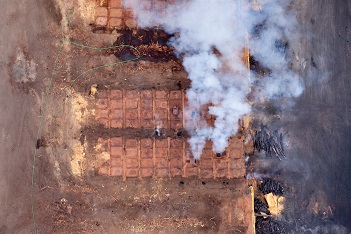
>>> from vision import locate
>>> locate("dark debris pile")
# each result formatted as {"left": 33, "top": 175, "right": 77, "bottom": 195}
{"left": 251, "top": 125, "right": 286, "bottom": 160}
{"left": 254, "top": 198, "right": 271, "bottom": 215}
{"left": 259, "top": 178, "right": 284, "bottom": 196}
{"left": 255, "top": 178, "right": 285, "bottom": 233}
{"left": 256, "top": 217, "right": 286, "bottom": 234}
{"left": 112, "top": 28, "right": 176, "bottom": 61}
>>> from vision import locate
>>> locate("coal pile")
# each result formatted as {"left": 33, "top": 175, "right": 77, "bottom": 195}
{"left": 251, "top": 126, "right": 286, "bottom": 160}
{"left": 259, "top": 178, "right": 284, "bottom": 196}
{"left": 256, "top": 216, "right": 285, "bottom": 234}
{"left": 111, "top": 29, "right": 176, "bottom": 61}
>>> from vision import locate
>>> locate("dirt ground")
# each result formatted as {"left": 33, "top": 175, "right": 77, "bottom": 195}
{"left": 1, "top": 0, "right": 350, "bottom": 233}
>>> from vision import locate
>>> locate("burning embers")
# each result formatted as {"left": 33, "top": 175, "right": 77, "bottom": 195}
{"left": 251, "top": 126, "right": 286, "bottom": 160}
{"left": 111, "top": 28, "right": 176, "bottom": 61}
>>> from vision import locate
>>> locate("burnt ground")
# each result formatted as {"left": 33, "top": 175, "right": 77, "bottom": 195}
{"left": 250, "top": 0, "right": 351, "bottom": 233}
{"left": 111, "top": 28, "right": 177, "bottom": 62}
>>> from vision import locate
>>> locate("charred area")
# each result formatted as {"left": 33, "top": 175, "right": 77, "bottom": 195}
{"left": 111, "top": 28, "right": 177, "bottom": 62}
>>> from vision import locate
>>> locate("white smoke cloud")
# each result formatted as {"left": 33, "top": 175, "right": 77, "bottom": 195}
{"left": 125, "top": 0, "right": 303, "bottom": 159}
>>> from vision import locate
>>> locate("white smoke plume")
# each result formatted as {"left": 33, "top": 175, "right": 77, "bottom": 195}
{"left": 125, "top": 0, "right": 303, "bottom": 159}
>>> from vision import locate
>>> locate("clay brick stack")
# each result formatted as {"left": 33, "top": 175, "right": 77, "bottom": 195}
{"left": 94, "top": 0, "right": 137, "bottom": 30}
{"left": 94, "top": 89, "right": 246, "bottom": 179}
{"left": 93, "top": 0, "right": 190, "bottom": 31}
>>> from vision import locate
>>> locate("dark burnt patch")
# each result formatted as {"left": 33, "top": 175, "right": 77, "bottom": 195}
{"left": 111, "top": 28, "right": 177, "bottom": 62}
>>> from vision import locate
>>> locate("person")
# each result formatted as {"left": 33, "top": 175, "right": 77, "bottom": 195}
{"left": 155, "top": 128, "right": 161, "bottom": 136}
{"left": 172, "top": 106, "right": 179, "bottom": 115}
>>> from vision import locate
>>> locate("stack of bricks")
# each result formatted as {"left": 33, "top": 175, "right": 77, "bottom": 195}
{"left": 93, "top": 0, "right": 190, "bottom": 31}
{"left": 109, "top": 0, "right": 124, "bottom": 29}
{"left": 140, "top": 90, "right": 154, "bottom": 128}
{"left": 95, "top": 90, "right": 185, "bottom": 130}
{"left": 94, "top": 0, "right": 137, "bottom": 30}
{"left": 94, "top": 89, "right": 246, "bottom": 179}
{"left": 96, "top": 137, "right": 245, "bottom": 179}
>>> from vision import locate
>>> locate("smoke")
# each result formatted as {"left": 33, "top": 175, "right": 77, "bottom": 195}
{"left": 125, "top": 0, "right": 303, "bottom": 159}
